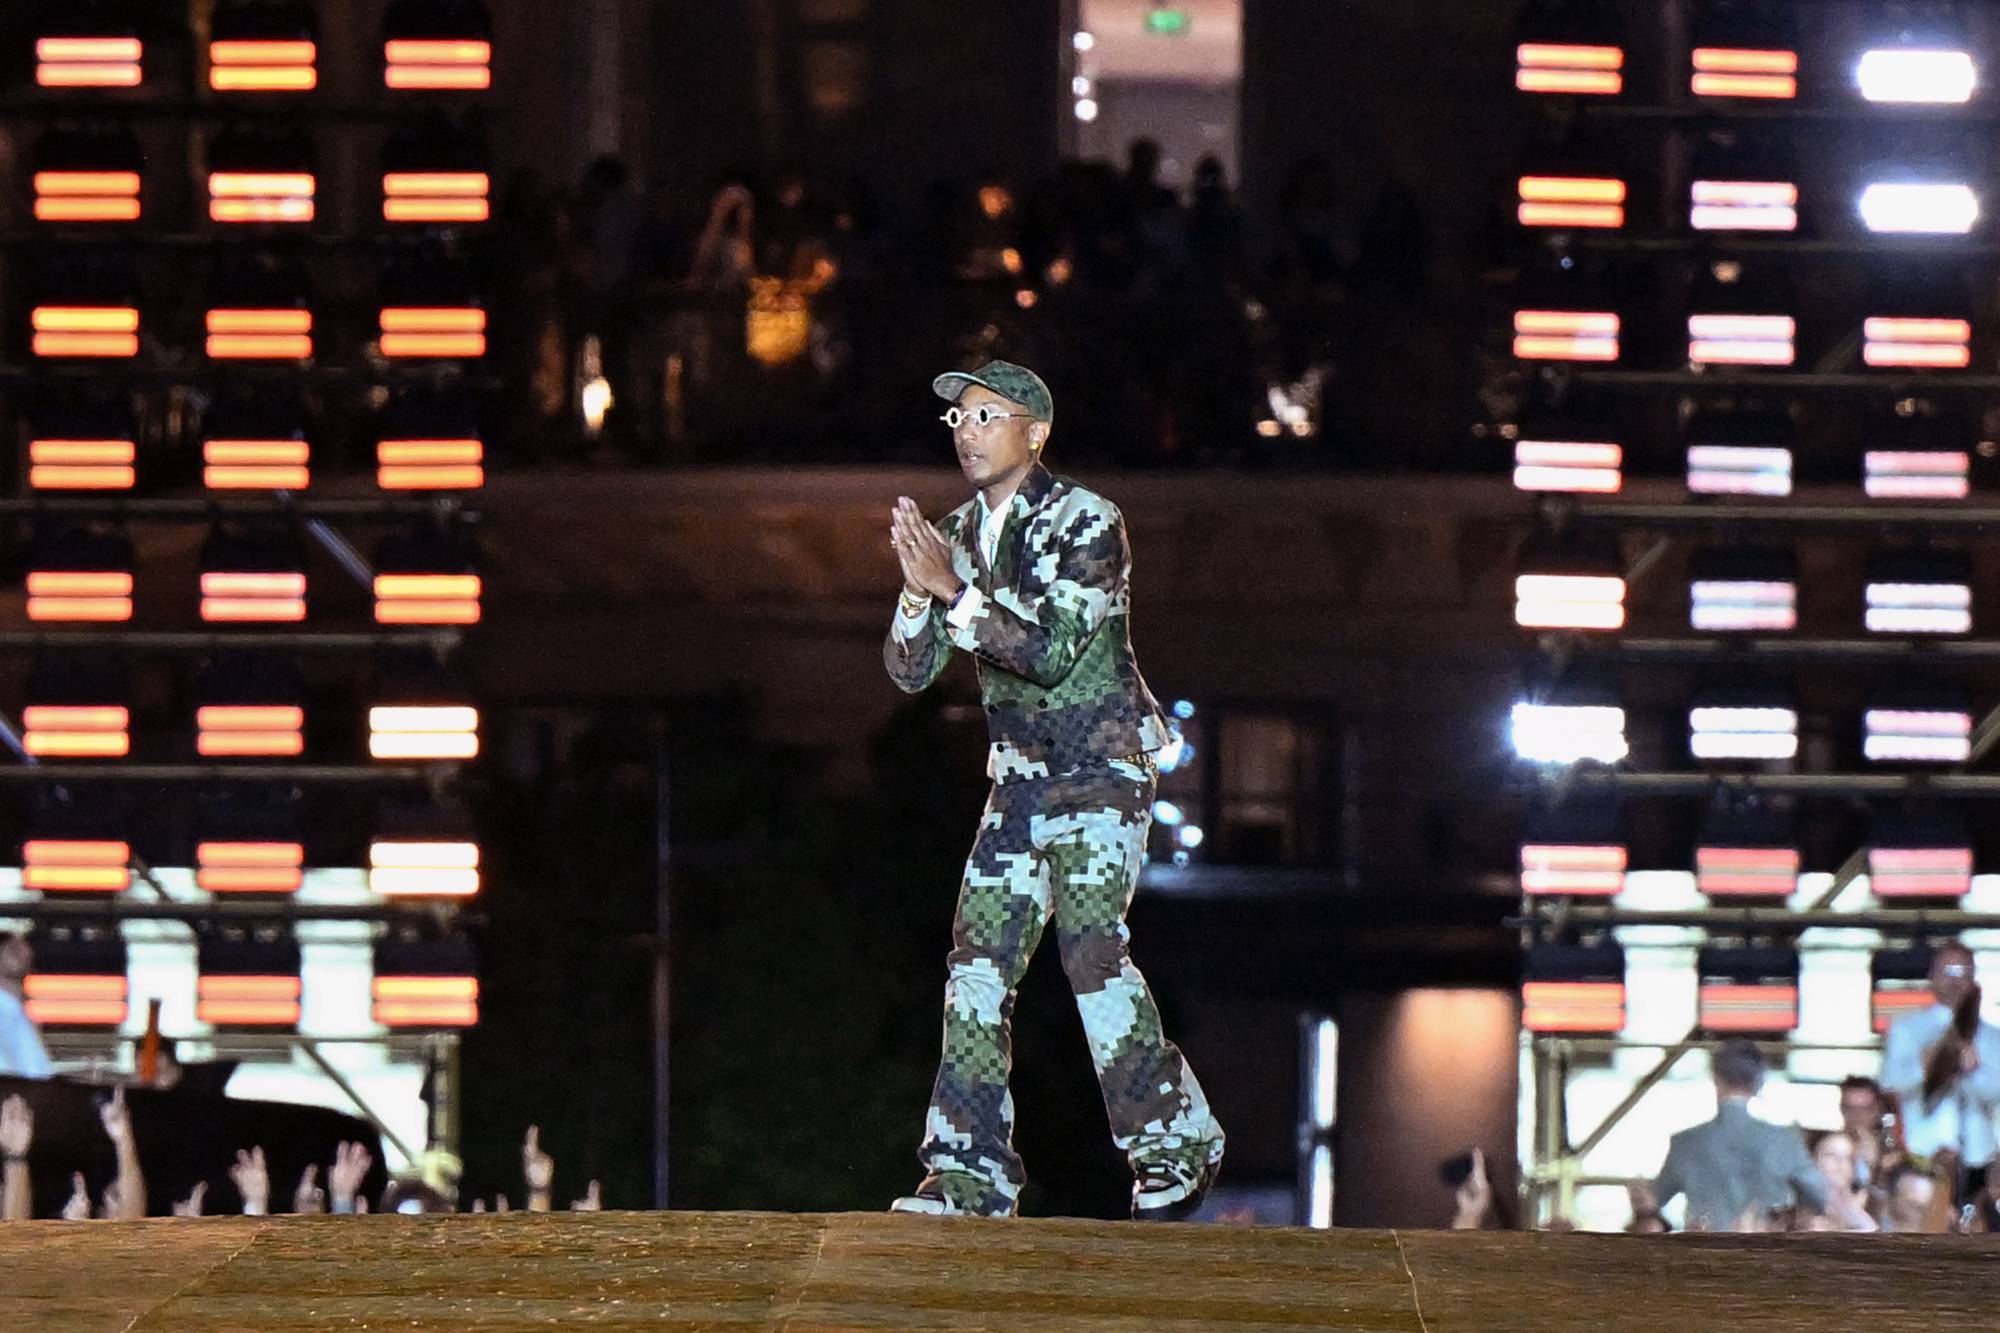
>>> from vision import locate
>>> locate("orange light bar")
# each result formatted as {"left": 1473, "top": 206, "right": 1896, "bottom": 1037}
{"left": 1518, "top": 176, "right": 1626, "bottom": 228}
{"left": 197, "top": 974, "right": 301, "bottom": 1026}
{"left": 205, "top": 439, "right": 310, "bottom": 490}
{"left": 1514, "top": 310, "right": 1619, "bottom": 361}
{"left": 1695, "top": 846, "right": 1800, "bottom": 896}
{"left": 196, "top": 704, "right": 305, "bottom": 757}
{"left": 374, "top": 573, "right": 482, "bottom": 625}
{"left": 209, "top": 40, "right": 318, "bottom": 91}
{"left": 209, "top": 172, "right": 316, "bottom": 224}
{"left": 1698, "top": 983, "right": 1800, "bottom": 1032}
{"left": 1691, "top": 48, "right": 1798, "bottom": 99}
{"left": 373, "top": 975, "right": 479, "bottom": 1027}
{"left": 369, "top": 839, "right": 480, "bottom": 897}
{"left": 23, "top": 838, "right": 130, "bottom": 892}
{"left": 24, "top": 973, "right": 128, "bottom": 1025}
{"left": 1517, "top": 43, "right": 1624, "bottom": 95}
{"left": 1520, "top": 843, "right": 1626, "bottom": 895}
{"left": 200, "top": 572, "right": 307, "bottom": 623}
{"left": 1863, "top": 318, "right": 1972, "bottom": 369}
{"left": 32, "top": 305, "right": 139, "bottom": 358}
{"left": 1521, "top": 980, "right": 1625, "bottom": 1032}
{"left": 383, "top": 172, "right": 491, "bottom": 223}
{"left": 30, "top": 440, "right": 136, "bottom": 491}
{"left": 1872, "top": 986, "right": 1933, "bottom": 1033}
{"left": 1688, "top": 313, "right": 1795, "bottom": 366}
{"left": 22, "top": 705, "right": 130, "bottom": 758}
{"left": 369, "top": 705, "right": 479, "bottom": 760}
{"left": 34, "top": 171, "right": 142, "bottom": 223}
{"left": 26, "top": 570, "right": 133, "bottom": 622}
{"left": 384, "top": 39, "right": 493, "bottom": 90}
{"left": 377, "top": 439, "right": 484, "bottom": 490}
{"left": 379, "top": 307, "right": 486, "bottom": 358}
{"left": 37, "top": 37, "right": 143, "bottom": 88}
{"left": 197, "top": 841, "right": 305, "bottom": 894}
{"left": 206, "top": 308, "right": 313, "bottom": 360}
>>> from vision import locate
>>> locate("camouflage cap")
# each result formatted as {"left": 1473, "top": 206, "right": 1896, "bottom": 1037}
{"left": 933, "top": 360, "right": 1054, "bottom": 425}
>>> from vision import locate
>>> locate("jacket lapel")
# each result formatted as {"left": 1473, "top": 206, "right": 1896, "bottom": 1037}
{"left": 992, "top": 463, "right": 1054, "bottom": 591}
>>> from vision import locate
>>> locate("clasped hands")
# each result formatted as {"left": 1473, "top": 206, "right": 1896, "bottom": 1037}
{"left": 890, "top": 496, "right": 965, "bottom": 605}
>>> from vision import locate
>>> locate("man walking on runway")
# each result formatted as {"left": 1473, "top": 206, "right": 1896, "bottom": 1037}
{"left": 884, "top": 359, "right": 1223, "bottom": 1220}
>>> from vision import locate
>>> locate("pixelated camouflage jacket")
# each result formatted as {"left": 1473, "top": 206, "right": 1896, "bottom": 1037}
{"left": 884, "top": 462, "right": 1173, "bottom": 782}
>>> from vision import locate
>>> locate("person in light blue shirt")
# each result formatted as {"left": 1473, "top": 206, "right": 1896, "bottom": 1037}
{"left": 1880, "top": 941, "right": 2000, "bottom": 1225}
{"left": 0, "top": 933, "right": 52, "bottom": 1079}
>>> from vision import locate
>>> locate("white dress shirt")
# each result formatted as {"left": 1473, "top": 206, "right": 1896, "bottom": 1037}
{"left": 896, "top": 492, "right": 1008, "bottom": 639}
{"left": 1881, "top": 1002, "right": 2000, "bottom": 1164}
{"left": 0, "top": 987, "right": 51, "bottom": 1078}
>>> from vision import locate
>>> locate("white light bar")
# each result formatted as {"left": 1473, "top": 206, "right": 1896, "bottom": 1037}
{"left": 1520, "top": 842, "right": 1627, "bottom": 895}
{"left": 1869, "top": 846, "right": 1974, "bottom": 896}
{"left": 1690, "top": 705, "right": 1799, "bottom": 760}
{"left": 1690, "top": 180, "right": 1798, "bottom": 232}
{"left": 1857, "top": 49, "right": 1976, "bottom": 104}
{"left": 1691, "top": 579, "right": 1797, "bottom": 632}
{"left": 1864, "top": 709, "right": 1972, "bottom": 762}
{"left": 1511, "top": 702, "right": 1628, "bottom": 764}
{"left": 1865, "top": 581, "right": 1972, "bottom": 635}
{"left": 1865, "top": 449, "right": 1970, "bottom": 499}
{"left": 1859, "top": 183, "right": 1979, "bottom": 235}
{"left": 1688, "top": 444, "right": 1792, "bottom": 496}
{"left": 1515, "top": 573, "right": 1626, "bottom": 630}
{"left": 1689, "top": 314, "right": 1795, "bottom": 366}
{"left": 1696, "top": 845, "right": 1800, "bottom": 896}
{"left": 1514, "top": 439, "right": 1622, "bottom": 493}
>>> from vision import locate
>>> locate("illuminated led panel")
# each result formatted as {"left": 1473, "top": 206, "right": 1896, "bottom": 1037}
{"left": 22, "top": 705, "right": 129, "bottom": 758}
{"left": 37, "top": 37, "right": 142, "bottom": 88}
{"left": 1871, "top": 949, "right": 1935, "bottom": 1031}
{"left": 1870, "top": 846, "right": 1972, "bottom": 897}
{"left": 34, "top": 170, "right": 141, "bottom": 223}
{"left": 1698, "top": 981, "right": 1799, "bottom": 1032}
{"left": 33, "top": 305, "right": 138, "bottom": 359}
{"left": 377, "top": 437, "right": 483, "bottom": 489}
{"left": 1689, "top": 313, "right": 1794, "bottom": 366}
{"left": 205, "top": 439, "right": 310, "bottom": 490}
{"left": 196, "top": 704, "right": 305, "bottom": 757}
{"left": 1522, "top": 980, "right": 1624, "bottom": 1032}
{"left": 369, "top": 704, "right": 479, "bottom": 760}
{"left": 1859, "top": 183, "right": 1979, "bottom": 235}
{"left": 1516, "top": 43, "right": 1623, "bottom": 95}
{"left": 1520, "top": 841, "right": 1625, "bottom": 895}
{"left": 1689, "top": 698, "right": 1798, "bottom": 761}
{"left": 210, "top": 41, "right": 317, "bottom": 92}
{"left": 374, "top": 573, "right": 481, "bottom": 625}
{"left": 27, "top": 570, "right": 132, "bottom": 622}
{"left": 1510, "top": 701, "right": 1627, "bottom": 764}
{"left": 369, "top": 839, "right": 480, "bottom": 897}
{"left": 196, "top": 841, "right": 305, "bottom": 894}
{"left": 198, "top": 974, "right": 301, "bottom": 1026}
{"left": 22, "top": 839, "right": 129, "bottom": 892}
{"left": 1867, "top": 446, "right": 1969, "bottom": 498}
{"left": 1857, "top": 49, "right": 1975, "bottom": 104}
{"left": 1864, "top": 698, "right": 1971, "bottom": 762}
{"left": 1514, "top": 309, "right": 1618, "bottom": 361}
{"left": 1687, "top": 445, "right": 1790, "bottom": 495}
{"left": 1691, "top": 46, "right": 1797, "bottom": 99}
{"left": 24, "top": 972, "right": 127, "bottom": 1025}
{"left": 384, "top": 171, "right": 490, "bottom": 224}
{"left": 1865, "top": 555, "right": 1971, "bottom": 635}
{"left": 374, "top": 974, "right": 478, "bottom": 1026}
{"left": 1696, "top": 845, "right": 1799, "bottom": 896}
{"left": 386, "top": 39, "right": 492, "bottom": 89}
{"left": 1515, "top": 572, "right": 1625, "bottom": 631}
{"left": 1690, "top": 179, "right": 1797, "bottom": 232}
{"left": 379, "top": 306, "right": 486, "bottom": 358}
{"left": 1863, "top": 317, "right": 1970, "bottom": 369}
{"left": 1517, "top": 175, "right": 1625, "bottom": 229}
{"left": 209, "top": 171, "right": 315, "bottom": 224}
{"left": 200, "top": 572, "right": 307, "bottom": 623}
{"left": 29, "top": 439, "right": 134, "bottom": 492}
{"left": 206, "top": 307, "right": 313, "bottom": 360}
{"left": 1691, "top": 550, "right": 1797, "bottom": 632}
{"left": 1513, "top": 438, "right": 1621, "bottom": 494}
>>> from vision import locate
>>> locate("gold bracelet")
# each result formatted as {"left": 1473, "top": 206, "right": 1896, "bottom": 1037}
{"left": 899, "top": 590, "right": 930, "bottom": 616}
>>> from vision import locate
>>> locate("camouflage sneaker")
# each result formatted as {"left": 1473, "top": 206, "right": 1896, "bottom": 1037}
{"left": 1131, "top": 1145, "right": 1223, "bottom": 1222}
{"left": 889, "top": 1172, "right": 1014, "bottom": 1219}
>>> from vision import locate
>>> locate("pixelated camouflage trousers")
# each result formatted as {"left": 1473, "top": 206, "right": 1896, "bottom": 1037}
{"left": 917, "top": 754, "right": 1224, "bottom": 1213}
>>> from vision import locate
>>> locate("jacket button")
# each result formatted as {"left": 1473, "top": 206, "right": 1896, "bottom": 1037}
{"left": 1036, "top": 700, "right": 1048, "bottom": 709}
{"left": 986, "top": 704, "right": 998, "bottom": 714}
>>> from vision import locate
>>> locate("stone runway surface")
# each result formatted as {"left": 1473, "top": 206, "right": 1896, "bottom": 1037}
{"left": 0, "top": 1210, "right": 1990, "bottom": 1331}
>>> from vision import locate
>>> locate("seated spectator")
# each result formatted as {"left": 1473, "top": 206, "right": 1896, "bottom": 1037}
{"left": 0, "top": 933, "right": 52, "bottom": 1078}
{"left": 1802, "top": 1130, "right": 1878, "bottom": 1232}
{"left": 1880, "top": 1161, "right": 1943, "bottom": 1234}
{"left": 1629, "top": 1040, "right": 1825, "bottom": 1231}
